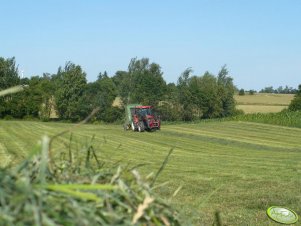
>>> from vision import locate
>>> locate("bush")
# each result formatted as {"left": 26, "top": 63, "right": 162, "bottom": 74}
{"left": 23, "top": 115, "right": 38, "bottom": 121}
{"left": 156, "top": 102, "right": 182, "bottom": 121}
{"left": 3, "top": 115, "right": 14, "bottom": 120}
{"left": 288, "top": 96, "right": 301, "bottom": 111}
{"left": 100, "top": 106, "right": 124, "bottom": 123}
{"left": 232, "top": 108, "right": 245, "bottom": 116}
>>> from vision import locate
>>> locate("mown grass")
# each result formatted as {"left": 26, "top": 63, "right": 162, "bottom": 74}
{"left": 0, "top": 120, "right": 301, "bottom": 225}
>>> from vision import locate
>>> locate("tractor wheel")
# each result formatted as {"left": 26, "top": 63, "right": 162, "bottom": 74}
{"left": 131, "top": 122, "right": 136, "bottom": 131}
{"left": 138, "top": 122, "right": 145, "bottom": 132}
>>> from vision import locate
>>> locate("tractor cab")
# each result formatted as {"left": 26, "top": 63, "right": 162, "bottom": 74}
{"left": 136, "top": 107, "right": 152, "bottom": 117}
{"left": 135, "top": 106, "right": 154, "bottom": 119}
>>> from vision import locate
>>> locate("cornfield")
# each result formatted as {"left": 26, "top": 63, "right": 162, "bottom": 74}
{"left": 232, "top": 110, "right": 301, "bottom": 128}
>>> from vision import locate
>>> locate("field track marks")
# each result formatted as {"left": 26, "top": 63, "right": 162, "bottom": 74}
{"left": 165, "top": 122, "right": 301, "bottom": 149}
{"left": 0, "top": 143, "right": 11, "bottom": 167}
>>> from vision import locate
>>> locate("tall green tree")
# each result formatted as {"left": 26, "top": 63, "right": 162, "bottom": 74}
{"left": 189, "top": 72, "right": 221, "bottom": 119}
{"left": 96, "top": 75, "right": 120, "bottom": 122}
{"left": 112, "top": 70, "right": 129, "bottom": 105}
{"left": 157, "top": 82, "right": 182, "bottom": 121}
{"left": 0, "top": 57, "right": 20, "bottom": 89}
{"left": 98, "top": 71, "right": 109, "bottom": 80}
{"left": 18, "top": 76, "right": 42, "bottom": 118}
{"left": 97, "top": 76, "right": 117, "bottom": 110}
{"left": 0, "top": 57, "right": 55, "bottom": 119}
{"left": 0, "top": 57, "right": 20, "bottom": 118}
{"left": 177, "top": 68, "right": 195, "bottom": 120}
{"left": 217, "top": 65, "right": 236, "bottom": 116}
{"left": 79, "top": 75, "right": 120, "bottom": 122}
{"left": 0, "top": 76, "right": 42, "bottom": 119}
{"left": 125, "top": 58, "right": 166, "bottom": 106}
{"left": 5, "top": 74, "right": 57, "bottom": 120}
{"left": 55, "top": 62, "right": 87, "bottom": 121}
{"left": 176, "top": 66, "right": 236, "bottom": 120}
{"left": 38, "top": 74, "right": 57, "bottom": 120}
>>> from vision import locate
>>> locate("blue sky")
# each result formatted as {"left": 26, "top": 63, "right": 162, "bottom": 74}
{"left": 1, "top": 0, "right": 300, "bottom": 90}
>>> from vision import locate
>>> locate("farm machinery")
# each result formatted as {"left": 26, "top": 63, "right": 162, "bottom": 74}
{"left": 124, "top": 104, "right": 160, "bottom": 132}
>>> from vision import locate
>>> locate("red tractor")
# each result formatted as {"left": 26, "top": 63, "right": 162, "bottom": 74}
{"left": 124, "top": 104, "right": 160, "bottom": 132}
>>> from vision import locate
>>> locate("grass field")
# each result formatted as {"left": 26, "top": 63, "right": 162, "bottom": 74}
{"left": 1, "top": 120, "right": 301, "bottom": 225}
{"left": 235, "top": 93, "right": 294, "bottom": 113}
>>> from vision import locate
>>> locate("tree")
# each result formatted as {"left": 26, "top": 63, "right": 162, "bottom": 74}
{"left": 175, "top": 65, "right": 237, "bottom": 120}
{"left": 112, "top": 71, "right": 127, "bottom": 90}
{"left": 0, "top": 57, "right": 20, "bottom": 118}
{"left": 217, "top": 65, "right": 236, "bottom": 116}
{"left": 125, "top": 58, "right": 166, "bottom": 106}
{"left": 288, "top": 84, "right": 301, "bottom": 111}
{"left": 0, "top": 57, "right": 20, "bottom": 89}
{"left": 238, "top": 89, "right": 245, "bottom": 95}
{"left": 0, "top": 76, "right": 42, "bottom": 119}
{"left": 55, "top": 62, "right": 87, "bottom": 121}
{"left": 177, "top": 68, "right": 195, "bottom": 120}
{"left": 259, "top": 85, "right": 297, "bottom": 94}
{"left": 79, "top": 75, "right": 120, "bottom": 122}
{"left": 19, "top": 76, "right": 43, "bottom": 118}
{"left": 112, "top": 70, "right": 130, "bottom": 105}
{"left": 98, "top": 71, "right": 109, "bottom": 80}
{"left": 38, "top": 74, "right": 57, "bottom": 120}
{"left": 20, "top": 75, "right": 54, "bottom": 119}
{"left": 189, "top": 72, "right": 222, "bottom": 118}
{"left": 157, "top": 82, "right": 182, "bottom": 121}
{"left": 249, "top": 90, "right": 256, "bottom": 95}
{"left": 0, "top": 57, "right": 57, "bottom": 119}
{"left": 260, "top": 86, "right": 274, "bottom": 93}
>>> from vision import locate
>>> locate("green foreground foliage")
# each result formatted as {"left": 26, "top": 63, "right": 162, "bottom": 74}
{"left": 1, "top": 120, "right": 300, "bottom": 225}
{"left": 0, "top": 135, "right": 180, "bottom": 226}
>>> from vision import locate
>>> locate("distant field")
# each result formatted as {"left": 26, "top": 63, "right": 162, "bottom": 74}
{"left": 1, "top": 120, "right": 300, "bottom": 225}
{"left": 235, "top": 93, "right": 294, "bottom": 113}
{"left": 236, "top": 105, "right": 287, "bottom": 113}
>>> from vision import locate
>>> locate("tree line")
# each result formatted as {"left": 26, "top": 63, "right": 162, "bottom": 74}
{"left": 1, "top": 56, "right": 300, "bottom": 122}
{"left": 238, "top": 86, "right": 297, "bottom": 96}
{"left": 259, "top": 86, "right": 297, "bottom": 94}
{"left": 0, "top": 57, "right": 122, "bottom": 122}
